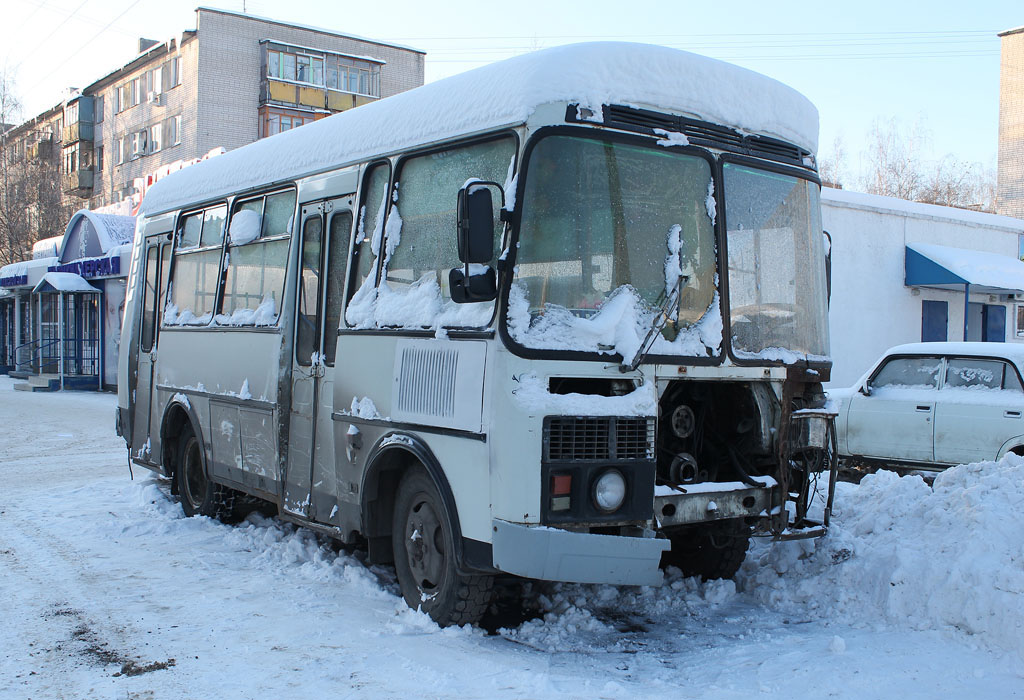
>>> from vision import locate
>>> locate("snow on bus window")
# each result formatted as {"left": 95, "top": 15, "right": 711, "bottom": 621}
{"left": 346, "top": 137, "right": 514, "bottom": 330}
{"left": 219, "top": 190, "right": 295, "bottom": 325}
{"left": 167, "top": 248, "right": 220, "bottom": 325}
{"left": 346, "top": 163, "right": 390, "bottom": 326}
{"left": 508, "top": 134, "right": 719, "bottom": 360}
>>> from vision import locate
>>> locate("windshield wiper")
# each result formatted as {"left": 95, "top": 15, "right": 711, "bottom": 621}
{"left": 622, "top": 279, "right": 684, "bottom": 372}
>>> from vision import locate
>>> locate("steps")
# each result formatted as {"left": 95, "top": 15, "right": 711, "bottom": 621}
{"left": 13, "top": 374, "right": 61, "bottom": 392}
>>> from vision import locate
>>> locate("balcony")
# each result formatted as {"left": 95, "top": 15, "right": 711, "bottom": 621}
{"left": 63, "top": 121, "right": 95, "bottom": 144}
{"left": 64, "top": 169, "right": 95, "bottom": 197}
{"left": 27, "top": 139, "right": 53, "bottom": 162}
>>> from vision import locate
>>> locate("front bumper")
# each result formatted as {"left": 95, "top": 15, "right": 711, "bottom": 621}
{"left": 491, "top": 519, "right": 669, "bottom": 586}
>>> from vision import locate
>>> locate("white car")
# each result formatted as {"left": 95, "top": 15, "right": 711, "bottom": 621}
{"left": 833, "top": 342, "right": 1024, "bottom": 470}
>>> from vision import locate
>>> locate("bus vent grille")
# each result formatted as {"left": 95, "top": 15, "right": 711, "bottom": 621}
{"left": 566, "top": 104, "right": 812, "bottom": 168}
{"left": 544, "top": 417, "right": 654, "bottom": 462}
{"left": 396, "top": 347, "right": 459, "bottom": 418}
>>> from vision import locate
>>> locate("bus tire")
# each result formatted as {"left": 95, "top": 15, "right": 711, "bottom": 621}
{"left": 661, "top": 519, "right": 751, "bottom": 581}
{"left": 391, "top": 468, "right": 492, "bottom": 627}
{"left": 176, "top": 423, "right": 235, "bottom": 521}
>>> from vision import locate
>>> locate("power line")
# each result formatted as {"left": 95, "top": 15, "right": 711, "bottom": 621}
{"left": 384, "top": 29, "right": 1002, "bottom": 42}
{"left": 18, "top": 0, "right": 94, "bottom": 65}
{"left": 25, "top": 0, "right": 147, "bottom": 99}
{"left": 10, "top": 0, "right": 53, "bottom": 36}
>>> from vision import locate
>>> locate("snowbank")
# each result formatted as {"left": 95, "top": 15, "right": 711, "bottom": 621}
{"left": 740, "top": 456, "right": 1024, "bottom": 660}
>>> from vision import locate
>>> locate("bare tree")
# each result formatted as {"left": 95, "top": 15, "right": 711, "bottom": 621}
{"left": 862, "top": 117, "right": 926, "bottom": 200}
{"left": 0, "top": 67, "right": 75, "bottom": 268}
{"left": 859, "top": 116, "right": 995, "bottom": 212}
{"left": 918, "top": 156, "right": 995, "bottom": 211}
{"left": 818, "top": 134, "right": 848, "bottom": 189}
{"left": 0, "top": 65, "right": 28, "bottom": 267}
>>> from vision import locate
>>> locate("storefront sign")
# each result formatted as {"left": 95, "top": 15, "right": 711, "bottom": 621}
{"left": 0, "top": 274, "right": 28, "bottom": 288}
{"left": 49, "top": 256, "right": 121, "bottom": 279}
{"left": 93, "top": 146, "right": 226, "bottom": 217}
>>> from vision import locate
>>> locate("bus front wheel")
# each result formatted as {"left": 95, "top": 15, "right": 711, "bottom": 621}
{"left": 176, "top": 424, "right": 234, "bottom": 520}
{"left": 391, "top": 468, "right": 492, "bottom": 627}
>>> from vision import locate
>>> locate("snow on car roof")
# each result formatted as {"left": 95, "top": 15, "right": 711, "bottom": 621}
{"left": 140, "top": 41, "right": 818, "bottom": 216}
{"left": 882, "top": 341, "right": 1024, "bottom": 368}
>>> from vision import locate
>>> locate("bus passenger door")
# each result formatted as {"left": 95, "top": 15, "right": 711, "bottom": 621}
{"left": 131, "top": 237, "right": 169, "bottom": 463}
{"left": 283, "top": 197, "right": 353, "bottom": 521}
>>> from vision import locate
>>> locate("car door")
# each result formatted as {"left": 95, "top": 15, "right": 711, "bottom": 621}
{"left": 933, "top": 356, "right": 1024, "bottom": 465}
{"left": 845, "top": 355, "right": 942, "bottom": 463}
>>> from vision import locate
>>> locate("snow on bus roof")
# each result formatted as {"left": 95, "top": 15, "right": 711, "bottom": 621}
{"left": 140, "top": 41, "right": 818, "bottom": 216}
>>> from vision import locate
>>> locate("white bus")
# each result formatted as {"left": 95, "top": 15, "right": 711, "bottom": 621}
{"left": 117, "top": 42, "right": 836, "bottom": 626}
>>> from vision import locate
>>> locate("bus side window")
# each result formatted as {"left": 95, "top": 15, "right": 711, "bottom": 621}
{"left": 385, "top": 136, "right": 514, "bottom": 306}
{"left": 324, "top": 211, "right": 352, "bottom": 365}
{"left": 169, "top": 209, "right": 222, "bottom": 324}
{"left": 222, "top": 190, "right": 294, "bottom": 324}
{"left": 346, "top": 162, "right": 390, "bottom": 324}
{"left": 140, "top": 246, "right": 158, "bottom": 351}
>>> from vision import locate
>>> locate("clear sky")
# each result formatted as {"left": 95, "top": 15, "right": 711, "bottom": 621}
{"left": 1, "top": 0, "right": 1019, "bottom": 186}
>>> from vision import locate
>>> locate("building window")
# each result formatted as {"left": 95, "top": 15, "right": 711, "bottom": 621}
{"left": 95, "top": 95, "right": 104, "bottom": 123}
{"left": 259, "top": 106, "right": 315, "bottom": 138}
{"left": 325, "top": 56, "right": 380, "bottom": 96}
{"left": 266, "top": 44, "right": 379, "bottom": 97}
{"left": 96, "top": 146, "right": 104, "bottom": 172}
{"left": 130, "top": 130, "right": 147, "bottom": 159}
{"left": 149, "top": 123, "right": 162, "bottom": 153}
{"left": 165, "top": 57, "right": 180, "bottom": 89}
{"left": 166, "top": 115, "right": 181, "bottom": 146}
{"left": 1016, "top": 305, "right": 1024, "bottom": 337}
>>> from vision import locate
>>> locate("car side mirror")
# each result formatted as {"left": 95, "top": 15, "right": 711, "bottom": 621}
{"left": 456, "top": 181, "right": 503, "bottom": 264}
{"left": 859, "top": 383, "right": 872, "bottom": 397}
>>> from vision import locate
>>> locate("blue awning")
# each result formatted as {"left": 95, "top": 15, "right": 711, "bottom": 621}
{"left": 905, "top": 243, "right": 1024, "bottom": 295}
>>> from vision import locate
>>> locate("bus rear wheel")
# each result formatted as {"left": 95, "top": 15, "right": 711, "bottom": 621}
{"left": 391, "top": 468, "right": 492, "bottom": 627}
{"left": 176, "top": 424, "right": 234, "bottom": 520}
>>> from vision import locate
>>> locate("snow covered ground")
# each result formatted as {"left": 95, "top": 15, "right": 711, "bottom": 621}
{"left": 1, "top": 376, "right": 1022, "bottom": 699}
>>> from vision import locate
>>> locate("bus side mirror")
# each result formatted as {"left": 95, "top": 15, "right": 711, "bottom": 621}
{"left": 456, "top": 182, "right": 500, "bottom": 263}
{"left": 449, "top": 265, "right": 497, "bottom": 303}
{"left": 823, "top": 230, "right": 832, "bottom": 308}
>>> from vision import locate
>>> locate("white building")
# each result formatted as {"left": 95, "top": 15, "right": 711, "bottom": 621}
{"left": 823, "top": 187, "right": 1024, "bottom": 387}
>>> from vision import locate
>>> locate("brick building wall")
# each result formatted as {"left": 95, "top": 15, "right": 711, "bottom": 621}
{"left": 89, "top": 35, "right": 200, "bottom": 211}
{"left": 194, "top": 8, "right": 425, "bottom": 156}
{"left": 998, "top": 27, "right": 1024, "bottom": 218}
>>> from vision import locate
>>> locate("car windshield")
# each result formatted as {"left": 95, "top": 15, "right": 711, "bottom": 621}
{"left": 723, "top": 163, "right": 829, "bottom": 360}
{"left": 507, "top": 133, "right": 719, "bottom": 359}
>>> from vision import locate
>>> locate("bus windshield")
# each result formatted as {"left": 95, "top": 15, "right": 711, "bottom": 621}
{"left": 508, "top": 133, "right": 719, "bottom": 359}
{"left": 723, "top": 163, "right": 829, "bottom": 360}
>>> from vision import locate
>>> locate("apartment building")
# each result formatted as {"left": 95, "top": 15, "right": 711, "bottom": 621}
{"left": 9, "top": 7, "right": 425, "bottom": 218}
{"left": 0, "top": 8, "right": 424, "bottom": 389}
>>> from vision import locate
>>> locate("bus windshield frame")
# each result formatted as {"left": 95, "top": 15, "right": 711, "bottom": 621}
{"left": 501, "top": 127, "right": 829, "bottom": 366}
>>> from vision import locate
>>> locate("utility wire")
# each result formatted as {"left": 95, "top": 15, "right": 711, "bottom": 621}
{"left": 18, "top": 0, "right": 94, "bottom": 65}
{"left": 25, "top": 0, "right": 147, "bottom": 99}
{"left": 10, "top": 0, "right": 51, "bottom": 36}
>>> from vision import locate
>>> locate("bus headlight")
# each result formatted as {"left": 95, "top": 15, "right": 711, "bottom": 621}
{"left": 593, "top": 469, "right": 626, "bottom": 513}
